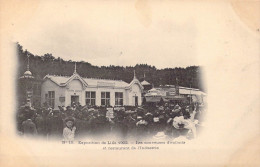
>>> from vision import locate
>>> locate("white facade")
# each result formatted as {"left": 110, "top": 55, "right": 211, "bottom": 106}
{"left": 41, "top": 72, "right": 143, "bottom": 109}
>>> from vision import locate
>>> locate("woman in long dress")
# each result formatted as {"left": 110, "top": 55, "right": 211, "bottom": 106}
{"left": 172, "top": 105, "right": 198, "bottom": 139}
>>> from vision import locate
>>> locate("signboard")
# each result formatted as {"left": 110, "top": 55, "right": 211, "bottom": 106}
{"left": 167, "top": 88, "right": 176, "bottom": 96}
{"left": 97, "top": 81, "right": 115, "bottom": 87}
{"left": 59, "top": 96, "right": 65, "bottom": 103}
{"left": 106, "top": 108, "right": 114, "bottom": 119}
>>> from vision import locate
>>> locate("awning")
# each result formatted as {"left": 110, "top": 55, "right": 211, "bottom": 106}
{"left": 161, "top": 97, "right": 170, "bottom": 102}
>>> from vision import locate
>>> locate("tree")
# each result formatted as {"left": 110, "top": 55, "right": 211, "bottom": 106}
{"left": 16, "top": 42, "right": 206, "bottom": 92}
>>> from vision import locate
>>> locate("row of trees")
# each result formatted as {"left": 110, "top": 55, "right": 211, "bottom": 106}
{"left": 17, "top": 43, "right": 206, "bottom": 92}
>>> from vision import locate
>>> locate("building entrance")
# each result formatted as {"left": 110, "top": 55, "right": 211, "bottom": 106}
{"left": 135, "top": 96, "right": 138, "bottom": 106}
{"left": 71, "top": 95, "right": 79, "bottom": 105}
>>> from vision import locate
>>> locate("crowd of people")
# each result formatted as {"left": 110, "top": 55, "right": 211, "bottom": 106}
{"left": 17, "top": 102, "right": 206, "bottom": 141}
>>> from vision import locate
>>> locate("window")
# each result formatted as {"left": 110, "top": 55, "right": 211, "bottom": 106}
{"left": 48, "top": 91, "right": 55, "bottom": 108}
{"left": 115, "top": 92, "right": 123, "bottom": 106}
{"left": 85, "top": 91, "right": 96, "bottom": 106}
{"left": 101, "top": 92, "right": 110, "bottom": 106}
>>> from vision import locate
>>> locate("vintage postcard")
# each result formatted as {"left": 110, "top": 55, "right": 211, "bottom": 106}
{"left": 0, "top": 0, "right": 259, "bottom": 166}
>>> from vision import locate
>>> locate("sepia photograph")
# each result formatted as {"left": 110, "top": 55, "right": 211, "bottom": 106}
{"left": 0, "top": 0, "right": 259, "bottom": 167}
{"left": 16, "top": 43, "right": 207, "bottom": 141}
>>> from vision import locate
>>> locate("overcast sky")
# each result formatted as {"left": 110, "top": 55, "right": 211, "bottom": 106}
{"left": 13, "top": 1, "right": 259, "bottom": 69}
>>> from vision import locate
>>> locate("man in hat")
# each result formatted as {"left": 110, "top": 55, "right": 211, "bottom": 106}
{"left": 112, "top": 112, "right": 128, "bottom": 139}
{"left": 21, "top": 110, "right": 37, "bottom": 138}
{"left": 65, "top": 106, "right": 74, "bottom": 117}
{"left": 144, "top": 112, "right": 153, "bottom": 137}
{"left": 136, "top": 107, "right": 145, "bottom": 118}
{"left": 47, "top": 110, "right": 63, "bottom": 140}
{"left": 63, "top": 117, "right": 76, "bottom": 141}
{"left": 174, "top": 104, "right": 181, "bottom": 111}
{"left": 125, "top": 113, "right": 137, "bottom": 139}
{"left": 150, "top": 111, "right": 161, "bottom": 135}
{"left": 35, "top": 109, "right": 47, "bottom": 138}
{"left": 94, "top": 112, "right": 110, "bottom": 138}
{"left": 136, "top": 116, "right": 148, "bottom": 139}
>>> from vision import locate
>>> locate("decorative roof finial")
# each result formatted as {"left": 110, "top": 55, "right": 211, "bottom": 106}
{"left": 74, "top": 62, "right": 77, "bottom": 74}
{"left": 20, "top": 51, "right": 33, "bottom": 78}
{"left": 27, "top": 52, "right": 30, "bottom": 71}
{"left": 134, "top": 69, "right": 136, "bottom": 79}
